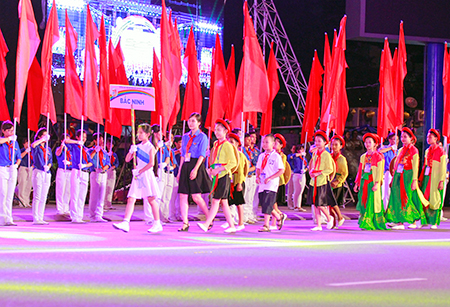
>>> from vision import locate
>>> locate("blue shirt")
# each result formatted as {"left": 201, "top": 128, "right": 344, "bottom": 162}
{"left": 56, "top": 145, "right": 73, "bottom": 170}
{"left": 32, "top": 144, "right": 53, "bottom": 172}
{"left": 288, "top": 153, "right": 308, "bottom": 174}
{"left": 110, "top": 152, "right": 119, "bottom": 169}
{"left": 20, "top": 148, "right": 32, "bottom": 167}
{"left": 0, "top": 140, "right": 21, "bottom": 167}
{"left": 173, "top": 148, "right": 181, "bottom": 177}
{"left": 244, "top": 146, "right": 259, "bottom": 176}
{"left": 181, "top": 129, "right": 208, "bottom": 159}
{"left": 66, "top": 143, "right": 92, "bottom": 171}
{"left": 88, "top": 148, "right": 111, "bottom": 172}
{"left": 381, "top": 145, "right": 396, "bottom": 172}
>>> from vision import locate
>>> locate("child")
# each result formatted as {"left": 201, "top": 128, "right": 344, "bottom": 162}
{"left": 353, "top": 133, "right": 387, "bottom": 230}
{"left": 197, "top": 119, "right": 238, "bottom": 233}
{"left": 288, "top": 145, "right": 308, "bottom": 212}
{"left": 386, "top": 127, "right": 428, "bottom": 229}
{"left": 177, "top": 113, "right": 211, "bottom": 232}
{"left": 168, "top": 135, "right": 182, "bottom": 221}
{"left": 329, "top": 135, "right": 347, "bottom": 228}
{"left": 17, "top": 138, "right": 33, "bottom": 208}
{"left": 228, "top": 132, "right": 249, "bottom": 231}
{"left": 256, "top": 134, "right": 285, "bottom": 232}
{"left": 379, "top": 132, "right": 398, "bottom": 209}
{"left": 55, "top": 133, "right": 72, "bottom": 217}
{"left": 31, "top": 128, "right": 52, "bottom": 225}
{"left": 88, "top": 133, "right": 110, "bottom": 222}
{"left": 104, "top": 137, "right": 119, "bottom": 211}
{"left": 243, "top": 133, "right": 258, "bottom": 223}
{"left": 419, "top": 129, "right": 446, "bottom": 229}
{"left": 306, "top": 130, "right": 336, "bottom": 231}
{"left": 270, "top": 133, "right": 290, "bottom": 230}
{"left": 65, "top": 130, "right": 93, "bottom": 224}
{"left": 249, "top": 130, "right": 261, "bottom": 222}
{"left": 113, "top": 123, "right": 162, "bottom": 233}
{"left": 0, "top": 121, "right": 21, "bottom": 226}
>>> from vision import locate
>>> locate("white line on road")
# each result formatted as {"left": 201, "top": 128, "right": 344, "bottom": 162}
{"left": 328, "top": 278, "right": 427, "bottom": 287}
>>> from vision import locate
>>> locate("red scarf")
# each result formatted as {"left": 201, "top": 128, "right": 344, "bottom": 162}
{"left": 99, "top": 150, "right": 105, "bottom": 168}
{"left": 186, "top": 131, "right": 197, "bottom": 154}
{"left": 312, "top": 149, "right": 325, "bottom": 205}
{"left": 210, "top": 139, "right": 226, "bottom": 166}
{"left": 7, "top": 142, "right": 13, "bottom": 162}
{"left": 169, "top": 148, "right": 174, "bottom": 166}
{"left": 40, "top": 144, "right": 47, "bottom": 160}
{"left": 245, "top": 147, "right": 254, "bottom": 167}
{"left": 261, "top": 151, "right": 271, "bottom": 171}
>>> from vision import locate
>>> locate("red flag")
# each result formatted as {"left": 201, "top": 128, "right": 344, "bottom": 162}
{"left": 244, "top": 112, "right": 257, "bottom": 129}
{"left": 443, "top": 43, "right": 450, "bottom": 138}
{"left": 99, "top": 16, "right": 111, "bottom": 122}
{"left": 233, "top": 1, "right": 270, "bottom": 116}
{"left": 322, "top": 16, "right": 348, "bottom": 135}
{"left": 205, "top": 34, "right": 230, "bottom": 129}
{"left": 151, "top": 49, "right": 162, "bottom": 126}
{"left": 168, "top": 18, "right": 182, "bottom": 128}
{"left": 14, "top": 0, "right": 41, "bottom": 123}
{"left": 40, "top": 0, "right": 59, "bottom": 124}
{"left": 160, "top": 0, "right": 180, "bottom": 135}
{"left": 301, "top": 50, "right": 324, "bottom": 143}
{"left": 392, "top": 21, "right": 407, "bottom": 129}
{"left": 83, "top": 6, "right": 102, "bottom": 124}
{"left": 105, "top": 41, "right": 122, "bottom": 138}
{"left": 181, "top": 26, "right": 202, "bottom": 121}
{"left": 64, "top": 11, "right": 83, "bottom": 120}
{"left": 112, "top": 40, "right": 131, "bottom": 127}
{"left": 319, "top": 32, "right": 332, "bottom": 131}
{"left": 0, "top": 29, "right": 10, "bottom": 121}
{"left": 377, "top": 38, "right": 396, "bottom": 139}
{"left": 27, "top": 57, "right": 42, "bottom": 132}
{"left": 260, "top": 42, "right": 280, "bottom": 136}
{"left": 225, "top": 45, "right": 236, "bottom": 120}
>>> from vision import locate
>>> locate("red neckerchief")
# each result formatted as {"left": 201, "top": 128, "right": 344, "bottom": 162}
{"left": 210, "top": 139, "right": 226, "bottom": 166}
{"left": 169, "top": 148, "right": 174, "bottom": 166}
{"left": 186, "top": 131, "right": 197, "bottom": 154}
{"left": 332, "top": 152, "right": 340, "bottom": 164}
{"left": 99, "top": 150, "right": 105, "bottom": 168}
{"left": 312, "top": 149, "right": 325, "bottom": 205}
{"left": 80, "top": 145, "right": 88, "bottom": 165}
{"left": 65, "top": 147, "right": 71, "bottom": 162}
{"left": 40, "top": 144, "right": 47, "bottom": 160}
{"left": 7, "top": 141, "right": 13, "bottom": 162}
{"left": 245, "top": 147, "right": 254, "bottom": 167}
{"left": 261, "top": 151, "right": 271, "bottom": 171}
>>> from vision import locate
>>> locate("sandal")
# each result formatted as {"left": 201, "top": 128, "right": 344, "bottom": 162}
{"left": 277, "top": 213, "right": 287, "bottom": 230}
{"left": 178, "top": 223, "right": 190, "bottom": 232}
{"left": 208, "top": 221, "right": 214, "bottom": 231}
{"left": 258, "top": 225, "right": 271, "bottom": 232}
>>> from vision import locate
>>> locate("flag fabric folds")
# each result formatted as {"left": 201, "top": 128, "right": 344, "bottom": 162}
{"left": 443, "top": 43, "right": 450, "bottom": 138}
{"left": 0, "top": 29, "right": 10, "bottom": 121}
{"left": 27, "top": 57, "right": 43, "bottom": 132}
{"left": 151, "top": 49, "right": 162, "bottom": 127}
{"left": 168, "top": 18, "right": 182, "bottom": 129}
{"left": 225, "top": 45, "right": 236, "bottom": 120}
{"left": 319, "top": 32, "right": 332, "bottom": 132}
{"left": 301, "top": 50, "right": 324, "bottom": 144}
{"left": 392, "top": 21, "right": 407, "bottom": 130}
{"left": 99, "top": 16, "right": 111, "bottom": 123}
{"left": 260, "top": 42, "right": 280, "bottom": 136}
{"left": 14, "top": 0, "right": 41, "bottom": 123}
{"left": 205, "top": 34, "right": 230, "bottom": 129}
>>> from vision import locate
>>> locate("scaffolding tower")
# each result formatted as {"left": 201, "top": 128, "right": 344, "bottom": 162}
{"left": 251, "top": 0, "right": 308, "bottom": 125}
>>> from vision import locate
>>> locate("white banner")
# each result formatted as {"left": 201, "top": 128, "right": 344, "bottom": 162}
{"left": 110, "top": 84, "right": 155, "bottom": 111}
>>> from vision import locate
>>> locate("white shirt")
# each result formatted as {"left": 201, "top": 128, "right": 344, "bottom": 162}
{"left": 256, "top": 150, "right": 284, "bottom": 193}
{"left": 136, "top": 141, "right": 155, "bottom": 171}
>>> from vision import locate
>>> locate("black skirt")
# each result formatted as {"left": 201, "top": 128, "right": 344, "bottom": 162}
{"left": 306, "top": 181, "right": 338, "bottom": 207}
{"left": 178, "top": 158, "right": 212, "bottom": 195}
{"left": 276, "top": 184, "right": 286, "bottom": 204}
{"left": 212, "top": 175, "right": 231, "bottom": 200}
{"left": 229, "top": 182, "right": 246, "bottom": 205}
{"left": 333, "top": 186, "right": 344, "bottom": 206}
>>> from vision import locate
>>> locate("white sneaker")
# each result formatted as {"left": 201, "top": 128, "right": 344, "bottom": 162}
{"left": 431, "top": 225, "right": 438, "bottom": 229}
{"left": 148, "top": 221, "right": 163, "bottom": 233}
{"left": 408, "top": 224, "right": 417, "bottom": 229}
{"left": 224, "top": 227, "right": 236, "bottom": 233}
{"left": 33, "top": 221, "right": 49, "bottom": 225}
{"left": 327, "top": 216, "right": 334, "bottom": 229}
{"left": 94, "top": 217, "right": 108, "bottom": 223}
{"left": 236, "top": 225, "right": 245, "bottom": 231}
{"left": 221, "top": 222, "right": 230, "bottom": 229}
{"left": 269, "top": 225, "right": 277, "bottom": 230}
{"left": 338, "top": 218, "right": 345, "bottom": 227}
{"left": 441, "top": 216, "right": 448, "bottom": 221}
{"left": 387, "top": 223, "right": 397, "bottom": 227}
{"left": 113, "top": 221, "right": 130, "bottom": 233}
{"left": 391, "top": 224, "right": 405, "bottom": 230}
{"left": 197, "top": 223, "right": 208, "bottom": 232}
{"left": 311, "top": 226, "right": 322, "bottom": 231}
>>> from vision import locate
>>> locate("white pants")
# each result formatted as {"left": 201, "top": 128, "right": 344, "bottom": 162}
{"left": 17, "top": 166, "right": 32, "bottom": 207}
{"left": 252, "top": 179, "right": 260, "bottom": 220}
{"left": 70, "top": 170, "right": 89, "bottom": 222}
{"left": 292, "top": 173, "right": 307, "bottom": 209}
{"left": 0, "top": 166, "right": 18, "bottom": 225}
{"left": 382, "top": 171, "right": 392, "bottom": 210}
{"left": 89, "top": 171, "right": 107, "bottom": 219}
{"left": 104, "top": 169, "right": 116, "bottom": 208}
{"left": 159, "top": 171, "right": 174, "bottom": 221}
{"left": 169, "top": 175, "right": 180, "bottom": 220}
{"left": 32, "top": 169, "right": 51, "bottom": 222}
{"left": 56, "top": 168, "right": 71, "bottom": 215}
{"left": 244, "top": 175, "right": 256, "bottom": 221}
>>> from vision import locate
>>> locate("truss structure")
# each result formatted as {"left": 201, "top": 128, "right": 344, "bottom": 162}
{"left": 251, "top": 0, "right": 308, "bottom": 125}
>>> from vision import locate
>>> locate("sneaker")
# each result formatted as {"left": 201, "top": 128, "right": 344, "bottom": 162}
{"left": 93, "top": 217, "right": 108, "bottom": 223}
{"left": 145, "top": 220, "right": 154, "bottom": 226}
{"left": 5, "top": 222, "right": 17, "bottom": 226}
{"left": 113, "top": 221, "right": 130, "bottom": 233}
{"left": 221, "top": 222, "right": 230, "bottom": 229}
{"left": 224, "top": 227, "right": 236, "bottom": 233}
{"left": 148, "top": 221, "right": 163, "bottom": 233}
{"left": 387, "top": 222, "right": 397, "bottom": 228}
{"left": 441, "top": 216, "right": 448, "bottom": 221}
{"left": 391, "top": 224, "right": 405, "bottom": 230}
{"left": 71, "top": 220, "right": 87, "bottom": 224}
{"left": 338, "top": 218, "right": 345, "bottom": 227}
{"left": 311, "top": 226, "right": 322, "bottom": 231}
{"left": 431, "top": 225, "right": 438, "bottom": 229}
{"left": 197, "top": 223, "right": 208, "bottom": 232}
{"left": 33, "top": 221, "right": 49, "bottom": 225}
{"left": 407, "top": 224, "right": 417, "bottom": 229}
{"left": 269, "top": 225, "right": 277, "bottom": 230}
{"left": 236, "top": 225, "right": 245, "bottom": 231}
{"left": 327, "top": 216, "right": 334, "bottom": 229}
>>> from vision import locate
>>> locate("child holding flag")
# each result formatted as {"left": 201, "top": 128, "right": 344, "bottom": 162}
{"left": 55, "top": 133, "right": 72, "bottom": 217}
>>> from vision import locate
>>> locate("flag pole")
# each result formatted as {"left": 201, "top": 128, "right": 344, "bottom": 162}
{"left": 12, "top": 118, "right": 17, "bottom": 166}
{"left": 64, "top": 113, "right": 67, "bottom": 171}
{"left": 96, "top": 122, "right": 100, "bottom": 169}
{"left": 240, "top": 112, "right": 245, "bottom": 151}
{"left": 45, "top": 113, "right": 50, "bottom": 167}
{"left": 131, "top": 105, "right": 136, "bottom": 170}
{"left": 27, "top": 128, "right": 31, "bottom": 167}
{"left": 182, "top": 120, "right": 186, "bottom": 135}
{"left": 159, "top": 115, "right": 163, "bottom": 170}
{"left": 302, "top": 131, "right": 308, "bottom": 172}
{"left": 80, "top": 115, "right": 84, "bottom": 170}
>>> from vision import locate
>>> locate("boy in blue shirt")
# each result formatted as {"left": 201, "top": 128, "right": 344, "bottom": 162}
{"left": 55, "top": 133, "right": 72, "bottom": 217}
{"left": 105, "top": 137, "right": 119, "bottom": 211}
{"left": 17, "top": 138, "right": 32, "bottom": 208}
